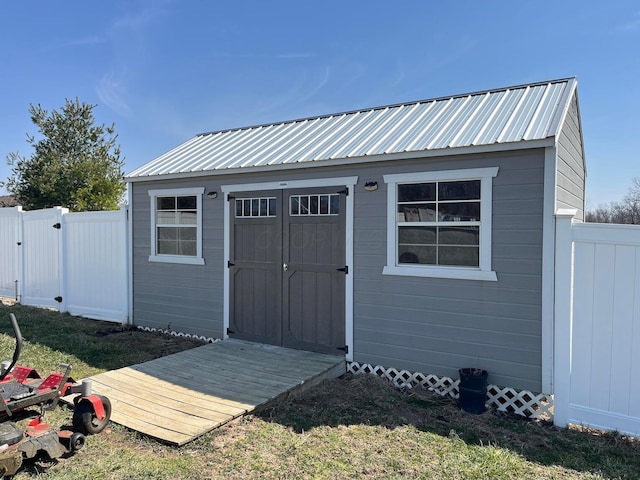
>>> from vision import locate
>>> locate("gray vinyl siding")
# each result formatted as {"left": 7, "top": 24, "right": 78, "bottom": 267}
{"left": 556, "top": 93, "right": 586, "bottom": 221}
{"left": 352, "top": 149, "right": 545, "bottom": 393}
{"left": 131, "top": 165, "right": 357, "bottom": 338}
{"left": 131, "top": 178, "right": 225, "bottom": 339}
{"left": 131, "top": 148, "right": 546, "bottom": 392}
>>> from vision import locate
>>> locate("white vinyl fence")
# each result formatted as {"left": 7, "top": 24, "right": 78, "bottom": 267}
{"left": 0, "top": 206, "right": 128, "bottom": 323}
{"left": 4, "top": 204, "right": 640, "bottom": 436}
{"left": 0, "top": 207, "right": 22, "bottom": 300}
{"left": 554, "top": 210, "right": 640, "bottom": 437}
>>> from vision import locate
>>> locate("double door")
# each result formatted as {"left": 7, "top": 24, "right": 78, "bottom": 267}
{"left": 228, "top": 187, "right": 347, "bottom": 354}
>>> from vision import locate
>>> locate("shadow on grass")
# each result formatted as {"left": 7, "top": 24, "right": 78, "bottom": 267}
{"left": 3, "top": 303, "right": 639, "bottom": 478}
{"left": 0, "top": 302, "right": 204, "bottom": 377}
{"left": 256, "top": 373, "right": 640, "bottom": 480}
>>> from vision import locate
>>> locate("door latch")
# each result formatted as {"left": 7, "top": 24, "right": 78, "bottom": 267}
{"left": 283, "top": 263, "right": 288, "bottom": 272}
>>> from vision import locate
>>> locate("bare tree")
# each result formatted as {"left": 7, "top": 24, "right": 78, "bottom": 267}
{"left": 586, "top": 204, "right": 612, "bottom": 223}
{"left": 586, "top": 177, "right": 640, "bottom": 224}
{"left": 621, "top": 177, "right": 640, "bottom": 224}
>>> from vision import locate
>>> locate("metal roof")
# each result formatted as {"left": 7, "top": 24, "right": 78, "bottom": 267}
{"left": 127, "top": 77, "right": 577, "bottom": 180}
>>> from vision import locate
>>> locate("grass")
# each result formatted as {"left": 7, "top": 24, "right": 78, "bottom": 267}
{"left": 1, "top": 301, "right": 639, "bottom": 479}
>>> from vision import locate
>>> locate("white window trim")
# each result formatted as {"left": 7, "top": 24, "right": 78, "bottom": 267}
{"left": 148, "top": 187, "right": 205, "bottom": 265}
{"left": 382, "top": 167, "right": 498, "bottom": 281}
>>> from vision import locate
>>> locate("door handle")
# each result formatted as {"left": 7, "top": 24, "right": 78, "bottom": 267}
{"left": 283, "top": 263, "right": 288, "bottom": 272}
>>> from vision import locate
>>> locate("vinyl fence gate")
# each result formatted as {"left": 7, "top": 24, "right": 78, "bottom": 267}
{"left": 0, "top": 206, "right": 128, "bottom": 323}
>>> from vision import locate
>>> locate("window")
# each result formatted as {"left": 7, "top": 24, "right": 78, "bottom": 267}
{"left": 235, "top": 197, "right": 276, "bottom": 217}
{"left": 149, "top": 187, "right": 205, "bottom": 265}
{"left": 290, "top": 194, "right": 340, "bottom": 216}
{"left": 383, "top": 168, "right": 498, "bottom": 281}
{"left": 397, "top": 180, "right": 480, "bottom": 266}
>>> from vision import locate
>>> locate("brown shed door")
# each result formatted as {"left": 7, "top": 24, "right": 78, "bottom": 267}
{"left": 229, "top": 187, "right": 346, "bottom": 354}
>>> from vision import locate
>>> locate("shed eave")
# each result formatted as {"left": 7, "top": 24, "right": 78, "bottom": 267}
{"left": 125, "top": 137, "right": 555, "bottom": 183}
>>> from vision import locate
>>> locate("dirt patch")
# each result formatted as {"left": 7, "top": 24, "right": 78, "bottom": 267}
{"left": 258, "top": 373, "right": 557, "bottom": 443}
{"left": 91, "top": 326, "right": 208, "bottom": 364}
{"left": 0, "top": 301, "right": 208, "bottom": 373}
{"left": 95, "top": 325, "right": 139, "bottom": 336}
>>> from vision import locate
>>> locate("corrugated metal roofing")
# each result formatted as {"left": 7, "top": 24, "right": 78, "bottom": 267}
{"left": 127, "top": 77, "right": 576, "bottom": 180}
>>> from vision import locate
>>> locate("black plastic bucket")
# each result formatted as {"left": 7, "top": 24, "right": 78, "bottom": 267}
{"left": 458, "top": 368, "right": 488, "bottom": 414}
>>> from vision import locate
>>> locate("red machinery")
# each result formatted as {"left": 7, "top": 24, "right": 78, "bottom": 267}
{"left": 0, "top": 313, "right": 111, "bottom": 477}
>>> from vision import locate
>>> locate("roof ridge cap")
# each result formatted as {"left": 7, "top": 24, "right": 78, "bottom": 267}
{"left": 195, "top": 77, "right": 577, "bottom": 137}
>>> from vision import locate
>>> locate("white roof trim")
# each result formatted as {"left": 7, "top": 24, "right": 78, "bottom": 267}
{"left": 127, "top": 137, "right": 554, "bottom": 183}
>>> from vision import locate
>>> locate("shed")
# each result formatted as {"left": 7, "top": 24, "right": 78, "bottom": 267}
{"left": 126, "top": 77, "right": 585, "bottom": 395}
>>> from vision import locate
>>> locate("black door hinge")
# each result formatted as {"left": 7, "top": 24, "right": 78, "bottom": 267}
{"left": 54, "top": 296, "right": 63, "bottom": 303}
{"left": 337, "top": 345, "right": 349, "bottom": 354}
{"left": 227, "top": 194, "right": 235, "bottom": 201}
{"left": 227, "top": 328, "right": 235, "bottom": 335}
{"left": 52, "top": 223, "right": 61, "bottom": 229}
{"left": 336, "top": 266, "right": 348, "bottom": 274}
{"left": 338, "top": 187, "right": 349, "bottom": 196}
{"left": 228, "top": 261, "right": 235, "bottom": 268}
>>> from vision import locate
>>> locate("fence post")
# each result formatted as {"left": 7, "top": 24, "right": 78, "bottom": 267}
{"left": 553, "top": 209, "right": 577, "bottom": 428}
{"left": 16, "top": 207, "right": 24, "bottom": 302}
{"left": 57, "top": 207, "right": 69, "bottom": 314}
{"left": 0, "top": 206, "right": 23, "bottom": 300}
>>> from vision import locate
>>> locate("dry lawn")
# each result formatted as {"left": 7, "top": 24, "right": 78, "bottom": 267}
{"left": 1, "top": 301, "right": 639, "bottom": 479}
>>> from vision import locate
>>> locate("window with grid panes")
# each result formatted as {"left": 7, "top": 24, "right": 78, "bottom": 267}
{"left": 383, "top": 168, "right": 498, "bottom": 281}
{"left": 148, "top": 187, "right": 204, "bottom": 265}
{"left": 396, "top": 180, "right": 480, "bottom": 266}
{"left": 156, "top": 195, "right": 198, "bottom": 256}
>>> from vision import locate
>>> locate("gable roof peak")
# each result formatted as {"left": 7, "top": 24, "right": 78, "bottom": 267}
{"left": 127, "top": 77, "right": 578, "bottom": 181}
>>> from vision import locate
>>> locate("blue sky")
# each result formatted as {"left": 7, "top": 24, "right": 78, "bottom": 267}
{"left": 1, "top": 1, "right": 638, "bottom": 206}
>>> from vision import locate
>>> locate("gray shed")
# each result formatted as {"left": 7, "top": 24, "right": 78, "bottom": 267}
{"left": 126, "top": 77, "right": 585, "bottom": 394}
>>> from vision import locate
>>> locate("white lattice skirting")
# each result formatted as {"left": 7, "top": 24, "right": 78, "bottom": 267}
{"left": 347, "top": 362, "right": 554, "bottom": 420}
{"left": 136, "top": 326, "right": 219, "bottom": 344}
{"left": 130, "top": 329, "right": 553, "bottom": 420}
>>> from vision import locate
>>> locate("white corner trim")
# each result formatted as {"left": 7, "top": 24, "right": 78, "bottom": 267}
{"left": 541, "top": 146, "right": 557, "bottom": 393}
{"left": 126, "top": 185, "right": 133, "bottom": 326}
{"left": 344, "top": 181, "right": 355, "bottom": 362}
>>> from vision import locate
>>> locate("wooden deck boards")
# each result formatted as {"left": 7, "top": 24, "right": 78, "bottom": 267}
{"left": 80, "top": 340, "right": 344, "bottom": 445}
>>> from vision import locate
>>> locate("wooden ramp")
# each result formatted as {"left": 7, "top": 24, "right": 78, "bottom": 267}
{"left": 81, "top": 340, "right": 344, "bottom": 445}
